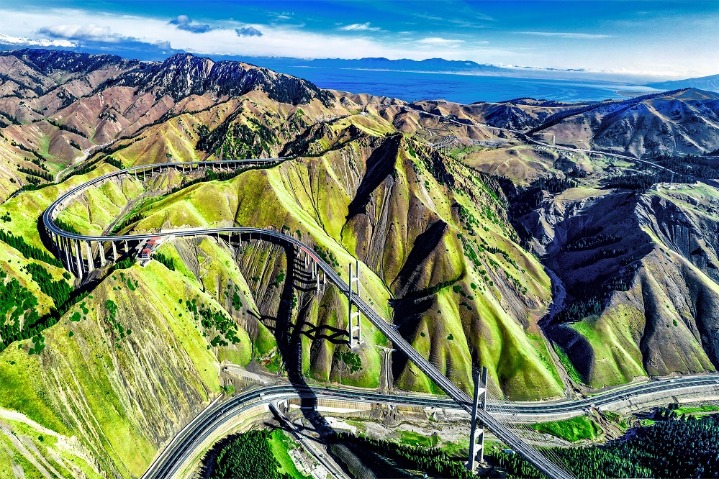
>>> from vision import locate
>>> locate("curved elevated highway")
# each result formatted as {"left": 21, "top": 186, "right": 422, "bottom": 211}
{"left": 43, "top": 158, "right": 575, "bottom": 478}
{"left": 143, "top": 373, "right": 719, "bottom": 479}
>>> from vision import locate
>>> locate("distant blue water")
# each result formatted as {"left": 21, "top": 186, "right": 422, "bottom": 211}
{"left": 253, "top": 61, "right": 658, "bottom": 104}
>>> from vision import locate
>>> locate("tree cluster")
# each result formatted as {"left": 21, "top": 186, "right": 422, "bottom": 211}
{"left": 0, "top": 230, "right": 63, "bottom": 267}
{"left": 494, "top": 414, "right": 719, "bottom": 478}
{"left": 209, "top": 430, "right": 290, "bottom": 479}
{"left": 333, "top": 432, "right": 476, "bottom": 479}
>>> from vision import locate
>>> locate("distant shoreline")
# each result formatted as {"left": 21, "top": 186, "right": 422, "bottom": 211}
{"left": 253, "top": 60, "right": 660, "bottom": 103}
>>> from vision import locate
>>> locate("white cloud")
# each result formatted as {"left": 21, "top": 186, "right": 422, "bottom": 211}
{"left": 413, "top": 12, "right": 495, "bottom": 24}
{"left": 517, "top": 31, "right": 611, "bottom": 39}
{"left": 172, "top": 15, "right": 191, "bottom": 25}
{"left": 5, "top": 7, "right": 715, "bottom": 77}
{"left": 417, "top": 37, "right": 465, "bottom": 46}
{"left": 38, "top": 24, "right": 129, "bottom": 43}
{"left": 339, "top": 22, "right": 380, "bottom": 32}
{"left": 0, "top": 32, "right": 75, "bottom": 47}
{"left": 169, "top": 15, "right": 213, "bottom": 34}
{"left": 0, "top": 8, "right": 498, "bottom": 62}
{"left": 270, "top": 11, "right": 293, "bottom": 21}
{"left": 235, "top": 26, "right": 263, "bottom": 37}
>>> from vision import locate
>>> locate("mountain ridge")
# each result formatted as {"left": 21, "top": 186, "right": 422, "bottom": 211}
{"left": 1, "top": 48, "right": 719, "bottom": 477}
{"left": 647, "top": 73, "right": 719, "bottom": 94}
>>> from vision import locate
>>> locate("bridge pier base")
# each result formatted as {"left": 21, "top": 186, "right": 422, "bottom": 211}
{"left": 377, "top": 345, "right": 395, "bottom": 394}
{"left": 112, "top": 242, "right": 118, "bottom": 262}
{"left": 467, "top": 366, "right": 488, "bottom": 472}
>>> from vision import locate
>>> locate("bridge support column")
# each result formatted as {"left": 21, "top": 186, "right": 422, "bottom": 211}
{"left": 124, "top": 241, "right": 129, "bottom": 254}
{"left": 380, "top": 346, "right": 396, "bottom": 394}
{"left": 84, "top": 241, "right": 94, "bottom": 273}
{"left": 347, "top": 259, "right": 361, "bottom": 348}
{"left": 58, "top": 236, "right": 66, "bottom": 270}
{"left": 99, "top": 242, "right": 106, "bottom": 267}
{"left": 312, "top": 261, "right": 320, "bottom": 291}
{"left": 73, "top": 240, "right": 83, "bottom": 277}
{"left": 112, "top": 242, "right": 118, "bottom": 262}
{"left": 467, "top": 366, "right": 488, "bottom": 472}
{"left": 62, "top": 237, "right": 73, "bottom": 274}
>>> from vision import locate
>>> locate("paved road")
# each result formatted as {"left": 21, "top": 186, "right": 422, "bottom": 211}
{"left": 42, "top": 157, "right": 572, "bottom": 478}
{"left": 31, "top": 111, "right": 719, "bottom": 478}
{"left": 490, "top": 374, "right": 719, "bottom": 415}
{"left": 142, "top": 373, "right": 719, "bottom": 479}
{"left": 44, "top": 150, "right": 719, "bottom": 479}
{"left": 405, "top": 103, "right": 719, "bottom": 190}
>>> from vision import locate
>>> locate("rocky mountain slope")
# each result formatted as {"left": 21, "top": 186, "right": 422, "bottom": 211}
{"left": 1, "top": 49, "right": 719, "bottom": 477}
{"left": 0, "top": 49, "right": 331, "bottom": 201}
{"left": 520, "top": 184, "right": 719, "bottom": 387}
{"left": 0, "top": 49, "right": 558, "bottom": 477}
{"left": 405, "top": 89, "right": 719, "bottom": 159}
{"left": 648, "top": 73, "right": 719, "bottom": 95}
{"left": 382, "top": 89, "right": 719, "bottom": 390}
{"left": 526, "top": 89, "right": 719, "bottom": 158}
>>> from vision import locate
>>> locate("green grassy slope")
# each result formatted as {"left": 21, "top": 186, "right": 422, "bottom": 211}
{"left": 0, "top": 260, "right": 260, "bottom": 477}
{"left": 123, "top": 117, "right": 562, "bottom": 399}
{"left": 0, "top": 86, "right": 570, "bottom": 477}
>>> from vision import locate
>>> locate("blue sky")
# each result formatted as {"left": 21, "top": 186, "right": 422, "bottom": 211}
{"left": 1, "top": 1, "right": 718, "bottom": 78}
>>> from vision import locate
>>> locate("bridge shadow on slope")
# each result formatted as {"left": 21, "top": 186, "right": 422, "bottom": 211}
{"left": 259, "top": 316, "right": 349, "bottom": 344}
{"left": 230, "top": 233, "right": 340, "bottom": 446}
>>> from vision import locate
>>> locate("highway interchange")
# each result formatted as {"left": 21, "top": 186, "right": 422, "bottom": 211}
{"left": 142, "top": 374, "right": 719, "bottom": 479}
{"left": 40, "top": 113, "right": 719, "bottom": 479}
{"left": 43, "top": 157, "right": 573, "bottom": 478}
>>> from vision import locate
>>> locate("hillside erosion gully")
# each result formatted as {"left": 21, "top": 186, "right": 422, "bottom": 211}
{"left": 41, "top": 157, "right": 583, "bottom": 479}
